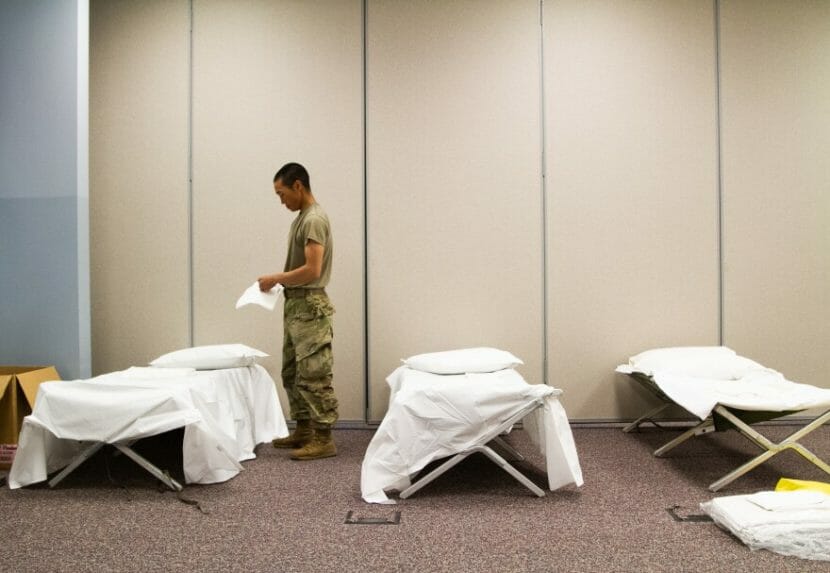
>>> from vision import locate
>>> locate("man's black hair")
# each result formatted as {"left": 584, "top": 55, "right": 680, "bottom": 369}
{"left": 274, "top": 162, "right": 310, "bottom": 190}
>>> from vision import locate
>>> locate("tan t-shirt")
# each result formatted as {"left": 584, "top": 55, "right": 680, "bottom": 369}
{"left": 284, "top": 202, "right": 332, "bottom": 288}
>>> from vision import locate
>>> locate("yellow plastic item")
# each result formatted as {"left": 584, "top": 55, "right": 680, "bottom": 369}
{"left": 775, "top": 477, "right": 830, "bottom": 495}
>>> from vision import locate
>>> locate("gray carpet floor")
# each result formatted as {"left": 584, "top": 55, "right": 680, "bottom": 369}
{"left": 2, "top": 424, "right": 829, "bottom": 572}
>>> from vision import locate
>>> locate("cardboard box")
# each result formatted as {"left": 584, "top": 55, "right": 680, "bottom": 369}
{"left": 0, "top": 366, "right": 60, "bottom": 470}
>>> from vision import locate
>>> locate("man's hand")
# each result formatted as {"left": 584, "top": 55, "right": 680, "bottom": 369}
{"left": 258, "top": 275, "right": 280, "bottom": 292}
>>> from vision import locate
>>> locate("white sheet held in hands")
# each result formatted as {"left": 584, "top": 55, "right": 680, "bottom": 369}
{"left": 236, "top": 281, "right": 284, "bottom": 311}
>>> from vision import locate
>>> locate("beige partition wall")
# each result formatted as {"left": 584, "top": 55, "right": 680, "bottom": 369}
{"left": 191, "top": 0, "right": 365, "bottom": 420}
{"left": 90, "top": 1, "right": 828, "bottom": 424}
{"left": 366, "top": 0, "right": 544, "bottom": 420}
{"left": 90, "top": 0, "right": 191, "bottom": 374}
{"left": 720, "top": 0, "right": 830, "bottom": 388}
{"left": 544, "top": 0, "right": 721, "bottom": 419}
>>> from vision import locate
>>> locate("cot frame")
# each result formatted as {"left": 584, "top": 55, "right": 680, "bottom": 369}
{"left": 622, "top": 372, "right": 830, "bottom": 492}
{"left": 48, "top": 439, "right": 183, "bottom": 492}
{"left": 398, "top": 398, "right": 546, "bottom": 500}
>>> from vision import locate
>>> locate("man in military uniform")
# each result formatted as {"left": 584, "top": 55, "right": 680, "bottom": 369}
{"left": 258, "top": 162, "right": 339, "bottom": 460}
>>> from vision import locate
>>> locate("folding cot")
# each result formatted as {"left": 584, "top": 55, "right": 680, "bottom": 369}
{"left": 361, "top": 364, "right": 583, "bottom": 503}
{"left": 398, "top": 396, "right": 548, "bottom": 499}
{"left": 9, "top": 364, "right": 287, "bottom": 490}
{"left": 617, "top": 347, "right": 830, "bottom": 491}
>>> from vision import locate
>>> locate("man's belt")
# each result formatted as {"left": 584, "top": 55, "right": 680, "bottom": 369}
{"left": 284, "top": 288, "right": 327, "bottom": 299}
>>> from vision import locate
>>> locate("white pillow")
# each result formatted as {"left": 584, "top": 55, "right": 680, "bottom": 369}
{"left": 402, "top": 347, "right": 523, "bottom": 375}
{"left": 628, "top": 346, "right": 766, "bottom": 379}
{"left": 150, "top": 344, "right": 269, "bottom": 370}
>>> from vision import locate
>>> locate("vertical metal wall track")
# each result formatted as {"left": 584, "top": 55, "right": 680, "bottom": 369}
{"left": 539, "top": 0, "right": 549, "bottom": 385}
{"left": 714, "top": 0, "right": 724, "bottom": 346}
{"left": 78, "top": 0, "right": 92, "bottom": 378}
{"left": 187, "top": 0, "right": 195, "bottom": 347}
{"left": 362, "top": 0, "right": 371, "bottom": 422}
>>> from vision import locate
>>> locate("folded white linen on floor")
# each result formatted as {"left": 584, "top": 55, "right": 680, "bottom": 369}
{"left": 9, "top": 365, "right": 288, "bottom": 488}
{"left": 616, "top": 348, "right": 830, "bottom": 419}
{"left": 361, "top": 367, "right": 583, "bottom": 504}
{"left": 701, "top": 490, "right": 830, "bottom": 561}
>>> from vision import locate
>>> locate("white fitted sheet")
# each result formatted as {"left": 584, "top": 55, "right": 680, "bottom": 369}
{"left": 9, "top": 365, "right": 288, "bottom": 488}
{"left": 617, "top": 350, "right": 830, "bottom": 420}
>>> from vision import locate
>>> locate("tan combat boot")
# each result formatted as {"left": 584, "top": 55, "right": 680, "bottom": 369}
{"left": 289, "top": 427, "right": 337, "bottom": 460}
{"left": 272, "top": 419, "right": 313, "bottom": 449}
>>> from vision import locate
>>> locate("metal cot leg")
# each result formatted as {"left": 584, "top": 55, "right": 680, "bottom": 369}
{"left": 654, "top": 419, "right": 715, "bottom": 457}
{"left": 708, "top": 406, "right": 830, "bottom": 492}
{"left": 49, "top": 441, "right": 106, "bottom": 488}
{"left": 399, "top": 453, "right": 470, "bottom": 499}
{"left": 490, "top": 436, "right": 525, "bottom": 462}
{"left": 475, "top": 445, "right": 545, "bottom": 497}
{"left": 114, "top": 444, "right": 183, "bottom": 492}
{"left": 623, "top": 403, "right": 673, "bottom": 433}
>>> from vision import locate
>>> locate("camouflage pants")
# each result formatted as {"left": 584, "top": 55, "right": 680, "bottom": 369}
{"left": 282, "top": 292, "right": 339, "bottom": 427}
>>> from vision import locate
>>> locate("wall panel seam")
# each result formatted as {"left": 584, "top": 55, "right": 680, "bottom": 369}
{"left": 188, "top": 0, "right": 195, "bottom": 347}
{"left": 362, "top": 0, "right": 370, "bottom": 422}
{"left": 78, "top": 0, "right": 91, "bottom": 378}
{"left": 539, "top": 0, "right": 549, "bottom": 385}
{"left": 714, "top": 0, "right": 724, "bottom": 346}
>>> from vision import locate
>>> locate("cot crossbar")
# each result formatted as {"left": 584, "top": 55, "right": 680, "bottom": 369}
{"left": 707, "top": 405, "right": 830, "bottom": 492}
{"left": 399, "top": 398, "right": 546, "bottom": 500}
{"left": 48, "top": 440, "right": 183, "bottom": 492}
